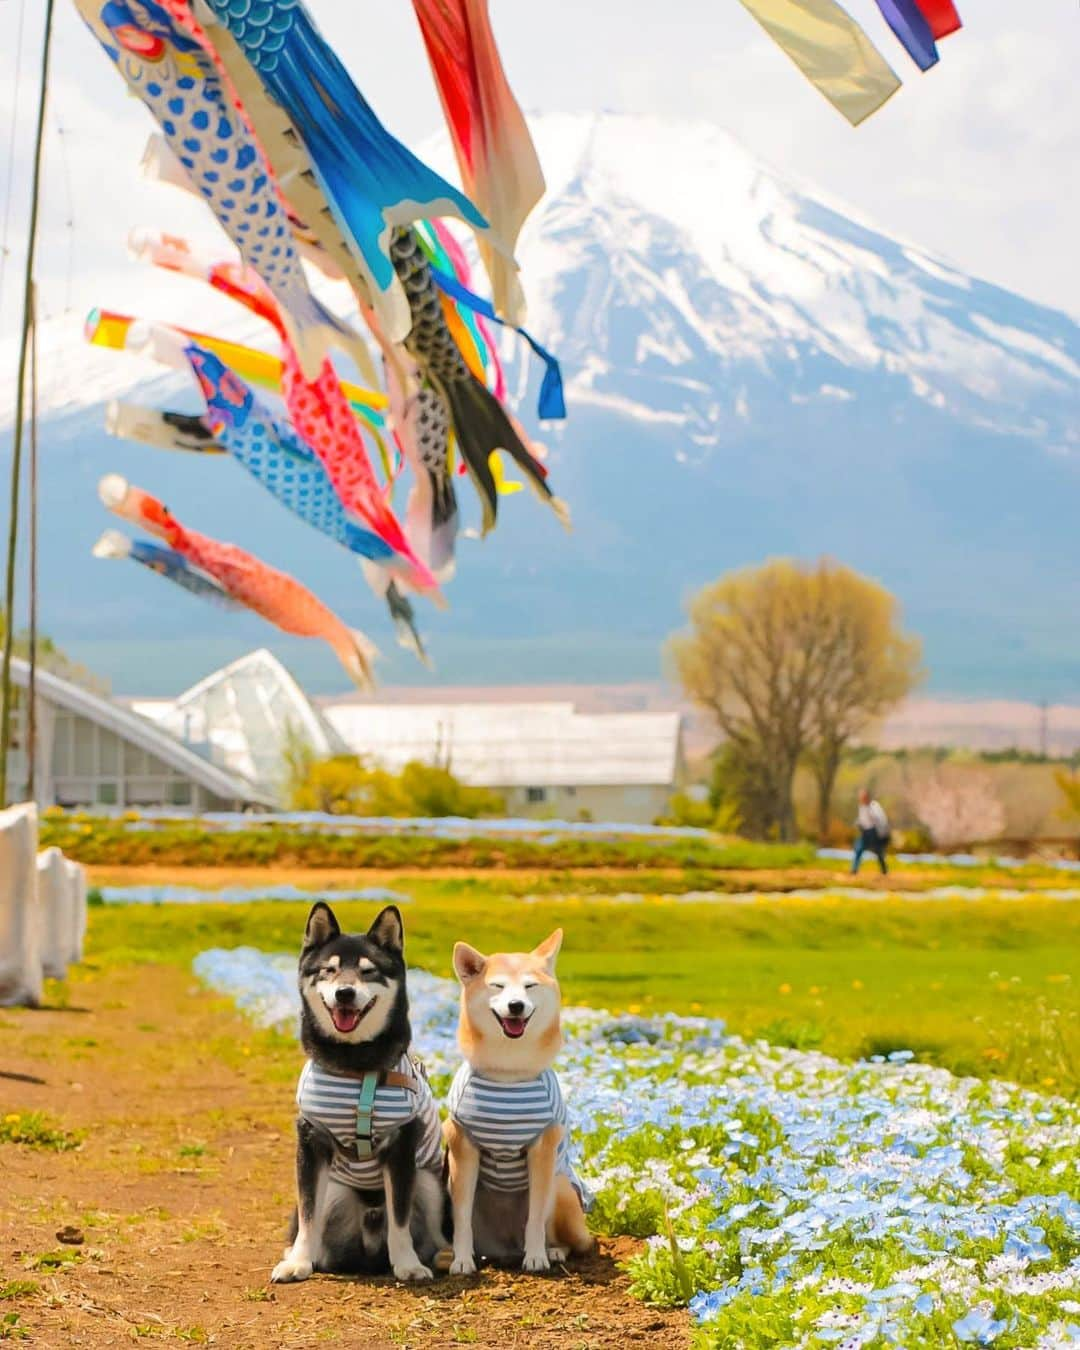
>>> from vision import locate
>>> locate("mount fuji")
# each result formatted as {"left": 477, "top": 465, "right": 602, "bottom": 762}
{"left": 5, "top": 112, "right": 1079, "bottom": 697}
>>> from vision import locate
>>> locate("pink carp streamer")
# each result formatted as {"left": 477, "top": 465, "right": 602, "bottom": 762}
{"left": 411, "top": 0, "right": 543, "bottom": 322}
{"left": 133, "top": 233, "right": 440, "bottom": 599}
{"left": 99, "top": 475, "right": 377, "bottom": 690}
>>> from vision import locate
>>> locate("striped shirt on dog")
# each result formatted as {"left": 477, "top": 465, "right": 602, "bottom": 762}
{"left": 297, "top": 1055, "right": 442, "bottom": 1190}
{"left": 447, "top": 1064, "right": 582, "bottom": 1196}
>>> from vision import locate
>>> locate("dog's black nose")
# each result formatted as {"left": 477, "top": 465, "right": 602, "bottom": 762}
{"left": 335, "top": 985, "right": 357, "bottom": 1005}
{"left": 507, "top": 999, "right": 525, "bottom": 1017}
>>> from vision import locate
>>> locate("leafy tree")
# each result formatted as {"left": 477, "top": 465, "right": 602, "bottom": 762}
{"left": 670, "top": 558, "right": 920, "bottom": 840}
{"left": 802, "top": 564, "right": 921, "bottom": 835}
{"left": 1054, "top": 770, "right": 1080, "bottom": 821}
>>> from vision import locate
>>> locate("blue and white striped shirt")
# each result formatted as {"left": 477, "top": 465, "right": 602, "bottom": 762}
{"left": 297, "top": 1055, "right": 443, "bottom": 1190}
{"left": 447, "top": 1064, "right": 581, "bottom": 1195}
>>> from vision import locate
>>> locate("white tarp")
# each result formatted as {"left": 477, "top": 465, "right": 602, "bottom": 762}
{"left": 65, "top": 857, "right": 88, "bottom": 964}
{"left": 37, "top": 846, "right": 76, "bottom": 981}
{"left": 0, "top": 802, "right": 42, "bottom": 1007}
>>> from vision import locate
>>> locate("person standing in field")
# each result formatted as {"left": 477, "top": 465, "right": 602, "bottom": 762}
{"left": 851, "top": 788, "right": 890, "bottom": 875}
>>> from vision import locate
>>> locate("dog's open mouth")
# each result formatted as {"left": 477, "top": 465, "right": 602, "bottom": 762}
{"left": 494, "top": 1012, "right": 531, "bottom": 1040}
{"left": 329, "top": 995, "right": 377, "bottom": 1034}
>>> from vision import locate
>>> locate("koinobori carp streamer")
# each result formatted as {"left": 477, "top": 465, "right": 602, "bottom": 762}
{"left": 98, "top": 474, "right": 379, "bottom": 690}
{"left": 129, "top": 232, "right": 440, "bottom": 598}
{"left": 198, "top": 0, "right": 498, "bottom": 343}
{"left": 72, "top": 0, "right": 364, "bottom": 379}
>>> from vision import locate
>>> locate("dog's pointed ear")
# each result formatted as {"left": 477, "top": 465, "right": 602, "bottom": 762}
{"left": 304, "top": 901, "right": 340, "bottom": 950}
{"left": 532, "top": 928, "right": 563, "bottom": 973}
{"left": 367, "top": 905, "right": 404, "bottom": 954}
{"left": 453, "top": 942, "right": 487, "bottom": 984}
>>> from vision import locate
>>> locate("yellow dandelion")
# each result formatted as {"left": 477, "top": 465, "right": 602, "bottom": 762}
{"left": 930, "top": 981, "right": 944, "bottom": 991}
{"left": 4, "top": 1113, "right": 20, "bottom": 1125}
{"left": 627, "top": 1004, "right": 642, "bottom": 1015}
{"left": 778, "top": 983, "right": 792, "bottom": 995}
{"left": 1042, "top": 1077, "right": 1057, "bottom": 1088}
{"left": 1046, "top": 974, "right": 1070, "bottom": 984}
{"left": 808, "top": 985, "right": 821, "bottom": 996}
{"left": 690, "top": 1002, "right": 703, "bottom": 1012}
{"left": 851, "top": 979, "right": 864, "bottom": 991}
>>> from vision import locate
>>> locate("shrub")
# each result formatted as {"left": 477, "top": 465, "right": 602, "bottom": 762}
{"left": 284, "top": 752, "right": 505, "bottom": 819}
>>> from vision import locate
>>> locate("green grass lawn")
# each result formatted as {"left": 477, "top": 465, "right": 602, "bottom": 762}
{"left": 80, "top": 882, "right": 1080, "bottom": 1099}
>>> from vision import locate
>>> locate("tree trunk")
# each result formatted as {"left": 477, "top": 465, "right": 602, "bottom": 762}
{"left": 814, "top": 744, "right": 842, "bottom": 840}
{"left": 776, "top": 757, "right": 799, "bottom": 842}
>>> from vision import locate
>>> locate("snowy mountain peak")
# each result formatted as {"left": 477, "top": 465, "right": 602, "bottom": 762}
{"left": 484, "top": 112, "right": 1079, "bottom": 454}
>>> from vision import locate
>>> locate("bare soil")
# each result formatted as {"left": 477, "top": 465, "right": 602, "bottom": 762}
{"left": 86, "top": 862, "right": 915, "bottom": 893}
{"left": 0, "top": 966, "right": 689, "bottom": 1349}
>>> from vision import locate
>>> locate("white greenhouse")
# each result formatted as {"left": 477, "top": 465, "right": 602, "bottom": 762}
{"left": 3, "top": 657, "right": 274, "bottom": 812}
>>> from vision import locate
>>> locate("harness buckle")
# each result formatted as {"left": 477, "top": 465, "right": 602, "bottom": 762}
{"left": 354, "top": 1071, "right": 379, "bottom": 1160}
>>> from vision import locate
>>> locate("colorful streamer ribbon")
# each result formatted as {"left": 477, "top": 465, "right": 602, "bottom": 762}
{"left": 411, "top": 0, "right": 544, "bottom": 323}
{"left": 913, "top": 0, "right": 961, "bottom": 40}
{"left": 872, "top": 0, "right": 938, "bottom": 71}
{"left": 429, "top": 264, "right": 566, "bottom": 421}
{"left": 737, "top": 0, "right": 901, "bottom": 126}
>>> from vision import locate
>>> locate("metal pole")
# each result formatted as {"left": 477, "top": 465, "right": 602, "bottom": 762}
{"left": 0, "top": 0, "right": 55, "bottom": 806}
{"left": 27, "top": 288, "right": 39, "bottom": 801}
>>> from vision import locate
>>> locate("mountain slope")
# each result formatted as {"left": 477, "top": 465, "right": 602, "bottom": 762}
{"left": 4, "top": 112, "right": 1079, "bottom": 697}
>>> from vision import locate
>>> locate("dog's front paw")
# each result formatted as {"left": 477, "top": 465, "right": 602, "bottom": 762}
{"left": 449, "top": 1252, "right": 477, "bottom": 1276}
{"left": 271, "top": 1256, "right": 313, "bottom": 1284}
{"left": 522, "top": 1248, "right": 551, "bottom": 1273}
{"left": 393, "top": 1261, "right": 434, "bottom": 1283}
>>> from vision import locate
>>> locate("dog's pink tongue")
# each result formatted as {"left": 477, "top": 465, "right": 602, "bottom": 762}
{"left": 331, "top": 1006, "right": 361, "bottom": 1033}
{"left": 501, "top": 1017, "right": 527, "bottom": 1039}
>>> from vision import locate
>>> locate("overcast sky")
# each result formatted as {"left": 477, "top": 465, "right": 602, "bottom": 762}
{"left": 1, "top": 0, "right": 1077, "bottom": 367}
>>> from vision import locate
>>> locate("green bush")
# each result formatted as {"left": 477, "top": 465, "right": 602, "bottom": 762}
{"left": 284, "top": 750, "right": 505, "bottom": 819}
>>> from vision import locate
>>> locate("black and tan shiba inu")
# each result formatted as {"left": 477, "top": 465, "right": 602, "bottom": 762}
{"left": 272, "top": 902, "right": 446, "bottom": 1284}
{"left": 444, "top": 929, "right": 593, "bottom": 1274}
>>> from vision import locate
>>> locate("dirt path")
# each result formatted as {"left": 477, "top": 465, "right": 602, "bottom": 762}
{"left": 86, "top": 862, "right": 910, "bottom": 893}
{"left": 0, "top": 966, "right": 689, "bottom": 1349}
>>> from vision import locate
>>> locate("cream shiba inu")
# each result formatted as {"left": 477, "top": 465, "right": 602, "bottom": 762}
{"left": 444, "top": 929, "right": 593, "bottom": 1274}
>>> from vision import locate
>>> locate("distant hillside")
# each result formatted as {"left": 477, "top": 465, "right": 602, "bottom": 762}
{"left": 5, "top": 112, "right": 1078, "bottom": 698}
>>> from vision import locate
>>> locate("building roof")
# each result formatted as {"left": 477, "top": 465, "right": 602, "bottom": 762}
{"left": 323, "top": 701, "right": 684, "bottom": 788}
{"left": 129, "top": 648, "right": 343, "bottom": 798}
{"left": 10, "top": 657, "right": 275, "bottom": 807}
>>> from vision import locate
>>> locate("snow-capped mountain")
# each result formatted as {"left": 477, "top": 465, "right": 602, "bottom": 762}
{"left": 5, "top": 112, "right": 1079, "bottom": 697}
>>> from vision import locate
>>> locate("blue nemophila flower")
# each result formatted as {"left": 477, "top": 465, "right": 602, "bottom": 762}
{"left": 952, "top": 1303, "right": 1011, "bottom": 1343}
{"left": 196, "top": 949, "right": 1080, "bottom": 1350}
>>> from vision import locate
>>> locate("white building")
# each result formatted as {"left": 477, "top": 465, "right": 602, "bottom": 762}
{"left": 323, "top": 700, "right": 686, "bottom": 824}
{"left": 4, "top": 649, "right": 685, "bottom": 822}
{"left": 131, "top": 648, "right": 344, "bottom": 799}
{"left": 4, "top": 657, "right": 273, "bottom": 812}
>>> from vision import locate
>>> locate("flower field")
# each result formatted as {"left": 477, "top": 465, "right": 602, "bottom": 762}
{"left": 196, "top": 949, "right": 1080, "bottom": 1350}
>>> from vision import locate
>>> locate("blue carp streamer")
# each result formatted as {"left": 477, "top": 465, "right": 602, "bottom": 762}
{"left": 184, "top": 342, "right": 395, "bottom": 565}
{"left": 74, "top": 0, "right": 349, "bottom": 376}
{"left": 201, "top": 0, "right": 491, "bottom": 340}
